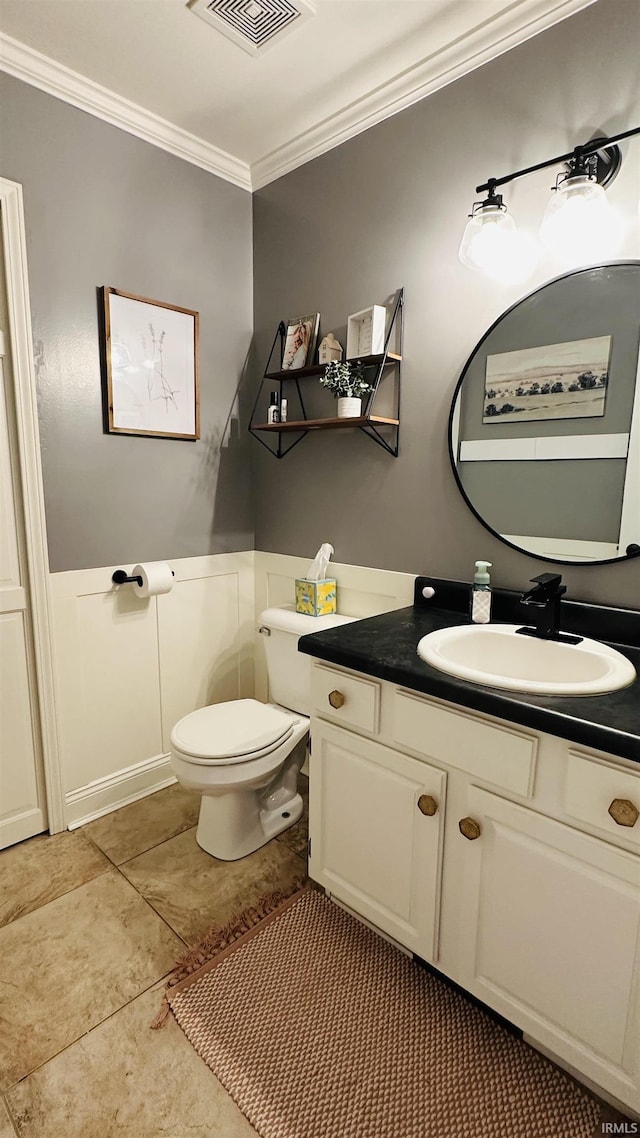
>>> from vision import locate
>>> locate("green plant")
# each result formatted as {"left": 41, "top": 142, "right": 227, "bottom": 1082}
{"left": 319, "top": 360, "right": 373, "bottom": 399}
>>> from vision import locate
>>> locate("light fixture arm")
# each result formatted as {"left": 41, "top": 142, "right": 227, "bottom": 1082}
{"left": 475, "top": 125, "right": 640, "bottom": 195}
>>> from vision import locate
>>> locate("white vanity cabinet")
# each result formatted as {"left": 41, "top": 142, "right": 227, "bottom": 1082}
{"left": 307, "top": 660, "right": 640, "bottom": 1113}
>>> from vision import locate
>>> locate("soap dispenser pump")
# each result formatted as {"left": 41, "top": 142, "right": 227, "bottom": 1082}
{"left": 470, "top": 560, "right": 492, "bottom": 624}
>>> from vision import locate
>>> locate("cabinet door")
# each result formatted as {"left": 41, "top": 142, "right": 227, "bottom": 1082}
{"left": 309, "top": 719, "right": 446, "bottom": 960}
{"left": 456, "top": 784, "right": 640, "bottom": 1110}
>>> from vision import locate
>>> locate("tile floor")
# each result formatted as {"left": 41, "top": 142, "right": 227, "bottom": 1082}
{"left": 0, "top": 780, "right": 309, "bottom": 1137}
{"left": 1, "top": 780, "right": 627, "bottom": 1138}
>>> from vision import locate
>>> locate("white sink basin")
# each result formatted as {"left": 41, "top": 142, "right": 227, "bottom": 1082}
{"left": 417, "top": 624, "right": 636, "bottom": 696}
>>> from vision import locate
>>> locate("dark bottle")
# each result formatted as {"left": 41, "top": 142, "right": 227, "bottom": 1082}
{"left": 267, "top": 392, "right": 280, "bottom": 424}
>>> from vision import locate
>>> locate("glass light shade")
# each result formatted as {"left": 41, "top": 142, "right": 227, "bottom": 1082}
{"left": 540, "top": 175, "right": 622, "bottom": 262}
{"left": 459, "top": 204, "right": 537, "bottom": 284}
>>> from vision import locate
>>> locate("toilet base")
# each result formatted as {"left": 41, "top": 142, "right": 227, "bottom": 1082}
{"left": 260, "top": 792, "right": 303, "bottom": 842}
{"left": 196, "top": 783, "right": 304, "bottom": 861}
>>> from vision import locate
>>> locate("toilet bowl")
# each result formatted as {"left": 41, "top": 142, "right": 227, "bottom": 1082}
{"left": 169, "top": 606, "right": 354, "bottom": 861}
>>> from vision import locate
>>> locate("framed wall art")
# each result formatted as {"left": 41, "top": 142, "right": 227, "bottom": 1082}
{"left": 101, "top": 286, "right": 200, "bottom": 439}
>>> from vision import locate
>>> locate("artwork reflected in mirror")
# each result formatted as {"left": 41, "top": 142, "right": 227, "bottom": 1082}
{"left": 449, "top": 263, "right": 640, "bottom": 565}
{"left": 483, "top": 337, "right": 611, "bottom": 424}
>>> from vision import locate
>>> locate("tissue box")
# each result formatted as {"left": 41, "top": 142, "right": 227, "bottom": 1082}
{"left": 295, "top": 577, "right": 337, "bottom": 617}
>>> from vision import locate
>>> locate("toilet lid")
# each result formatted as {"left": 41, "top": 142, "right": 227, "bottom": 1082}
{"left": 170, "top": 699, "right": 295, "bottom": 761}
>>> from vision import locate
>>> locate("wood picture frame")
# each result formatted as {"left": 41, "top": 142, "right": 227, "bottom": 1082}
{"left": 101, "top": 286, "right": 200, "bottom": 439}
{"left": 281, "top": 313, "right": 320, "bottom": 370}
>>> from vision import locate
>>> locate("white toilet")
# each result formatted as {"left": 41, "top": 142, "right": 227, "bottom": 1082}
{"left": 170, "top": 606, "right": 354, "bottom": 861}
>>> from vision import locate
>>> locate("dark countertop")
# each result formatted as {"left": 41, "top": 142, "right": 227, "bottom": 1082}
{"left": 298, "top": 577, "right": 640, "bottom": 764}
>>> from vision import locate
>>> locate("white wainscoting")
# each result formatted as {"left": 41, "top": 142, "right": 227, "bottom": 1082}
{"left": 502, "top": 535, "right": 620, "bottom": 561}
{"left": 253, "top": 551, "right": 416, "bottom": 703}
{"left": 48, "top": 549, "right": 415, "bottom": 828}
{"left": 49, "top": 552, "right": 255, "bottom": 827}
{"left": 459, "top": 433, "right": 629, "bottom": 463}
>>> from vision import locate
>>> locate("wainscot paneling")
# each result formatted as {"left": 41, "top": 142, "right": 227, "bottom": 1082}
{"left": 49, "top": 552, "right": 255, "bottom": 827}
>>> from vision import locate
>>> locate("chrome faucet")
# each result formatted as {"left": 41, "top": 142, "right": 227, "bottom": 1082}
{"left": 517, "top": 573, "right": 582, "bottom": 644}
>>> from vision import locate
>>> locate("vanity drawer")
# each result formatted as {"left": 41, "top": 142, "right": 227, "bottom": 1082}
{"left": 564, "top": 751, "right": 640, "bottom": 849}
{"left": 311, "top": 664, "right": 380, "bottom": 734}
{"left": 393, "top": 690, "right": 537, "bottom": 796}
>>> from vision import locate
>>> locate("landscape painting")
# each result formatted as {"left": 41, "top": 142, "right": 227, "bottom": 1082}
{"left": 483, "top": 336, "right": 611, "bottom": 424}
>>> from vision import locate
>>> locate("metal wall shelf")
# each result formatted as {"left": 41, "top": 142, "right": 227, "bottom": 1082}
{"left": 264, "top": 352, "right": 402, "bottom": 382}
{"left": 249, "top": 289, "right": 404, "bottom": 458}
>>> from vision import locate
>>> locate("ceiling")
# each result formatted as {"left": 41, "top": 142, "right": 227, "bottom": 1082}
{"left": 0, "top": 0, "right": 595, "bottom": 189}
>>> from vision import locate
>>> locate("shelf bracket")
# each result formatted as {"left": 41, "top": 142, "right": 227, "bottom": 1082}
{"left": 359, "top": 421, "right": 399, "bottom": 457}
{"left": 249, "top": 424, "right": 309, "bottom": 458}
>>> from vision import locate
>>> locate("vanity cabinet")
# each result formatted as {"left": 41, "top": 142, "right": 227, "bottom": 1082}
{"left": 307, "top": 661, "right": 640, "bottom": 1113}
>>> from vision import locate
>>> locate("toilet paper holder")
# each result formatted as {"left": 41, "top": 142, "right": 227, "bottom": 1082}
{"left": 112, "top": 568, "right": 175, "bottom": 586}
{"left": 112, "top": 569, "right": 144, "bottom": 586}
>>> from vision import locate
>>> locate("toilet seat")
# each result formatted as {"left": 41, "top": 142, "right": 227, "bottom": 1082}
{"left": 170, "top": 699, "right": 298, "bottom": 766}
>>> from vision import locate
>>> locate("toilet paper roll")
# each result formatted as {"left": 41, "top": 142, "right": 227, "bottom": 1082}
{"left": 132, "top": 562, "right": 174, "bottom": 599}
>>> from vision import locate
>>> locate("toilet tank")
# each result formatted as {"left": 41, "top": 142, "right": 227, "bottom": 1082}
{"left": 259, "top": 606, "right": 355, "bottom": 715}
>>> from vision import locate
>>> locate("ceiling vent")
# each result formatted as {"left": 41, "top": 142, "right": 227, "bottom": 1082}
{"left": 189, "top": 0, "right": 316, "bottom": 56}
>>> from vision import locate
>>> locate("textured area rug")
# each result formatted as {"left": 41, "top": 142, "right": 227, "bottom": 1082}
{"left": 168, "top": 888, "right": 604, "bottom": 1138}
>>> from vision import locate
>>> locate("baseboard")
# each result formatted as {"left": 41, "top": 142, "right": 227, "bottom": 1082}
{"left": 66, "top": 752, "right": 177, "bottom": 829}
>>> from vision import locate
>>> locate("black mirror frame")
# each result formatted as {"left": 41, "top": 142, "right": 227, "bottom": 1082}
{"left": 447, "top": 260, "right": 640, "bottom": 568}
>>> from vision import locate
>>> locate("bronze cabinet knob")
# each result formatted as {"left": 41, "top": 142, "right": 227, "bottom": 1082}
{"left": 417, "top": 794, "right": 438, "bottom": 816}
{"left": 328, "top": 690, "right": 346, "bottom": 709}
{"left": 459, "top": 817, "right": 481, "bottom": 841}
{"left": 608, "top": 798, "right": 639, "bottom": 828}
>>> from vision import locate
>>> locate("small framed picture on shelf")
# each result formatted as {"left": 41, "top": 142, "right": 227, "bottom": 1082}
{"left": 281, "top": 313, "right": 320, "bottom": 370}
{"left": 346, "top": 304, "right": 386, "bottom": 359}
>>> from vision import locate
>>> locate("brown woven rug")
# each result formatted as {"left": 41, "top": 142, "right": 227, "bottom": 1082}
{"left": 167, "top": 888, "right": 608, "bottom": 1138}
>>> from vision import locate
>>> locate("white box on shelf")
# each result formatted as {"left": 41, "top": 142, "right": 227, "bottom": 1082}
{"left": 346, "top": 305, "right": 386, "bottom": 359}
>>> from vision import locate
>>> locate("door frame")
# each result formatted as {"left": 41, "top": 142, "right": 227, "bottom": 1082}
{"left": 0, "top": 176, "right": 65, "bottom": 833}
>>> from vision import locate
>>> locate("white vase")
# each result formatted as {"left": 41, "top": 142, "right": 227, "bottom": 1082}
{"left": 337, "top": 396, "right": 362, "bottom": 418}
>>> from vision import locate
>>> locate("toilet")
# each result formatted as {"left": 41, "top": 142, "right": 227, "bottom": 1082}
{"left": 170, "top": 606, "right": 354, "bottom": 861}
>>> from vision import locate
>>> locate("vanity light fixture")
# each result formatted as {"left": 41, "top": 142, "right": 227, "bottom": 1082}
{"left": 460, "top": 126, "right": 640, "bottom": 280}
{"left": 458, "top": 183, "right": 537, "bottom": 283}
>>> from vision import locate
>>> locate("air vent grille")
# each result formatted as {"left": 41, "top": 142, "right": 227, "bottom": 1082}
{"left": 189, "top": 0, "right": 316, "bottom": 55}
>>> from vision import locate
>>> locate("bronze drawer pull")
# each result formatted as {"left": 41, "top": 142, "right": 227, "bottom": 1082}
{"left": 417, "top": 794, "right": 438, "bottom": 816}
{"left": 328, "top": 690, "right": 346, "bottom": 709}
{"left": 459, "top": 817, "right": 481, "bottom": 840}
{"left": 608, "top": 798, "right": 639, "bottom": 828}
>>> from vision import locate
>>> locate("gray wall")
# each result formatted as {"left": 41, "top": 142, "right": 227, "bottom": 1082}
{"left": 252, "top": 0, "right": 640, "bottom": 608}
{"left": 1, "top": 74, "right": 254, "bottom": 572}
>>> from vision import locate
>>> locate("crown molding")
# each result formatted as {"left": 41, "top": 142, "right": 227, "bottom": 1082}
{"left": 0, "top": 34, "right": 252, "bottom": 192}
{"left": 1, "top": 0, "right": 595, "bottom": 194}
{"left": 250, "top": 0, "right": 596, "bottom": 189}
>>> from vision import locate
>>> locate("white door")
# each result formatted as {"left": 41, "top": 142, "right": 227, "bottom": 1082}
{"left": 309, "top": 719, "right": 446, "bottom": 960}
{"left": 0, "top": 239, "right": 48, "bottom": 848}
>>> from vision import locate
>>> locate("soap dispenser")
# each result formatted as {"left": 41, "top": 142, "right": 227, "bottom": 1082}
{"left": 470, "top": 561, "right": 492, "bottom": 624}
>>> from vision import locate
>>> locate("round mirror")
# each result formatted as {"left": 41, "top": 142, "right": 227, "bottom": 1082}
{"left": 449, "top": 262, "right": 640, "bottom": 565}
